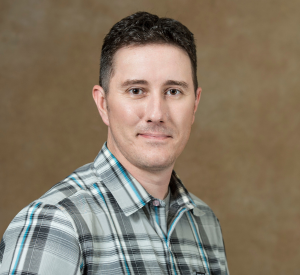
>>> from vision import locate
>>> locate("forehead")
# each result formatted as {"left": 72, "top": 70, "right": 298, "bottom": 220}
{"left": 110, "top": 44, "right": 193, "bottom": 86}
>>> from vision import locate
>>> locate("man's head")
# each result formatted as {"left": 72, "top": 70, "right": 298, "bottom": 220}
{"left": 93, "top": 12, "right": 201, "bottom": 173}
{"left": 99, "top": 11, "right": 198, "bottom": 93}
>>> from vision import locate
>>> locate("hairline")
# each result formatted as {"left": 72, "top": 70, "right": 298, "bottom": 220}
{"left": 104, "top": 42, "right": 198, "bottom": 95}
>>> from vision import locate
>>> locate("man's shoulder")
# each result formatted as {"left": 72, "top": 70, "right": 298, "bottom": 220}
{"left": 38, "top": 162, "right": 98, "bottom": 206}
{"left": 188, "top": 192, "right": 219, "bottom": 220}
{"left": 3, "top": 161, "right": 101, "bottom": 238}
{"left": 6, "top": 161, "right": 100, "bottom": 228}
{"left": 189, "top": 192, "right": 211, "bottom": 209}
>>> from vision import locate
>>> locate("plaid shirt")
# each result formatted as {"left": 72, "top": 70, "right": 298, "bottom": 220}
{"left": 0, "top": 144, "right": 229, "bottom": 275}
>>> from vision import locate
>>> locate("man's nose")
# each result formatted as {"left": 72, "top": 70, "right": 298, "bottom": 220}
{"left": 145, "top": 92, "right": 167, "bottom": 123}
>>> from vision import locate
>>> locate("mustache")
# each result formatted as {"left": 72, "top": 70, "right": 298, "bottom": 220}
{"left": 136, "top": 125, "right": 173, "bottom": 136}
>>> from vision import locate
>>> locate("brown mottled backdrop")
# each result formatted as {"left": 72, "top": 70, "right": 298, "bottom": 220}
{"left": 1, "top": 0, "right": 299, "bottom": 274}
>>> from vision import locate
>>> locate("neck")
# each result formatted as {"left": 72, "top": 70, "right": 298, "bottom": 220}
{"left": 107, "top": 142, "right": 173, "bottom": 200}
{"left": 127, "top": 164, "right": 172, "bottom": 200}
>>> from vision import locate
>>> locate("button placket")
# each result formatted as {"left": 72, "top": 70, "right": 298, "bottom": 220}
{"left": 152, "top": 199, "right": 160, "bottom": 207}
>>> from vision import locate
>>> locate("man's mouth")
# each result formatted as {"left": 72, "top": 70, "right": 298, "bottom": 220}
{"left": 137, "top": 133, "right": 172, "bottom": 140}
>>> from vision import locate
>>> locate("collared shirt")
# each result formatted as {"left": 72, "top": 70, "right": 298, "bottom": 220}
{"left": 0, "top": 144, "right": 229, "bottom": 275}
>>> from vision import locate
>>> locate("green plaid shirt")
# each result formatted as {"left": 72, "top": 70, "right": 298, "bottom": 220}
{"left": 0, "top": 143, "right": 229, "bottom": 275}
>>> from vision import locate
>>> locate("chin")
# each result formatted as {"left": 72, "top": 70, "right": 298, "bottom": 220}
{"left": 133, "top": 154, "right": 176, "bottom": 172}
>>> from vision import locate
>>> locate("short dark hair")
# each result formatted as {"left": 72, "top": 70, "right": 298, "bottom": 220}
{"left": 99, "top": 11, "right": 198, "bottom": 93}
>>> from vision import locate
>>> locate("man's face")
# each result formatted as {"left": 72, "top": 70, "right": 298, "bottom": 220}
{"left": 93, "top": 44, "right": 201, "bottom": 172}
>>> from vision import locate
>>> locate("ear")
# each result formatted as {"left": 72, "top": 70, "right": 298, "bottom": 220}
{"left": 92, "top": 85, "right": 110, "bottom": 126}
{"left": 192, "top": 87, "right": 202, "bottom": 124}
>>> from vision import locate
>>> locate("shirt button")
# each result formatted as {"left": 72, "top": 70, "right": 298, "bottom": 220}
{"left": 153, "top": 200, "right": 160, "bottom": 206}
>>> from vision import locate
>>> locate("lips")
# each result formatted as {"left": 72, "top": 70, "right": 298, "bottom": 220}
{"left": 138, "top": 133, "right": 172, "bottom": 140}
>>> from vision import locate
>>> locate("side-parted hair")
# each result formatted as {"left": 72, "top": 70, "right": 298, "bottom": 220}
{"left": 99, "top": 12, "right": 198, "bottom": 93}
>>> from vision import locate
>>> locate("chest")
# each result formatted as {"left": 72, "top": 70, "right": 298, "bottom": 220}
{"left": 79, "top": 205, "right": 225, "bottom": 275}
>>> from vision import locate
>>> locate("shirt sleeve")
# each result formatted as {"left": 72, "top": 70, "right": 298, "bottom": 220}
{"left": 0, "top": 202, "right": 83, "bottom": 275}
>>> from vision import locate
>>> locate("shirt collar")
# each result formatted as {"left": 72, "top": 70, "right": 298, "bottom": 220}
{"left": 93, "top": 143, "right": 196, "bottom": 216}
{"left": 169, "top": 171, "right": 195, "bottom": 211}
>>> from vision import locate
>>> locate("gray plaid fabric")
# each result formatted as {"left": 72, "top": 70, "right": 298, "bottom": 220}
{"left": 0, "top": 143, "right": 229, "bottom": 275}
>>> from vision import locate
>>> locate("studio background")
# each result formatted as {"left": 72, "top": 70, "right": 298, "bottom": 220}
{"left": 1, "top": 0, "right": 299, "bottom": 274}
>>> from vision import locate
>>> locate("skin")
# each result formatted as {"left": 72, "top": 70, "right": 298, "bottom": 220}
{"left": 93, "top": 44, "right": 201, "bottom": 200}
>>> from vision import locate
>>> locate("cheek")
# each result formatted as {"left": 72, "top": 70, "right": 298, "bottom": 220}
{"left": 109, "top": 101, "right": 143, "bottom": 127}
{"left": 172, "top": 103, "right": 195, "bottom": 130}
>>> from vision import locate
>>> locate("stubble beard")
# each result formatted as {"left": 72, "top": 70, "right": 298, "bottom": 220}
{"left": 109, "top": 130, "right": 180, "bottom": 173}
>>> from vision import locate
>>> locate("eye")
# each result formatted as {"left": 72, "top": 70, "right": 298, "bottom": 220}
{"left": 129, "top": 88, "right": 143, "bottom": 95}
{"left": 166, "top": 89, "right": 181, "bottom": 96}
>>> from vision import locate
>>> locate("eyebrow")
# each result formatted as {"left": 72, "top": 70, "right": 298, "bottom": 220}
{"left": 121, "top": 79, "right": 189, "bottom": 89}
{"left": 164, "top": 80, "right": 189, "bottom": 89}
{"left": 121, "top": 79, "right": 149, "bottom": 87}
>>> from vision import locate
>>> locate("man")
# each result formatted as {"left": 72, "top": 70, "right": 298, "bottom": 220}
{"left": 0, "top": 12, "right": 229, "bottom": 275}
